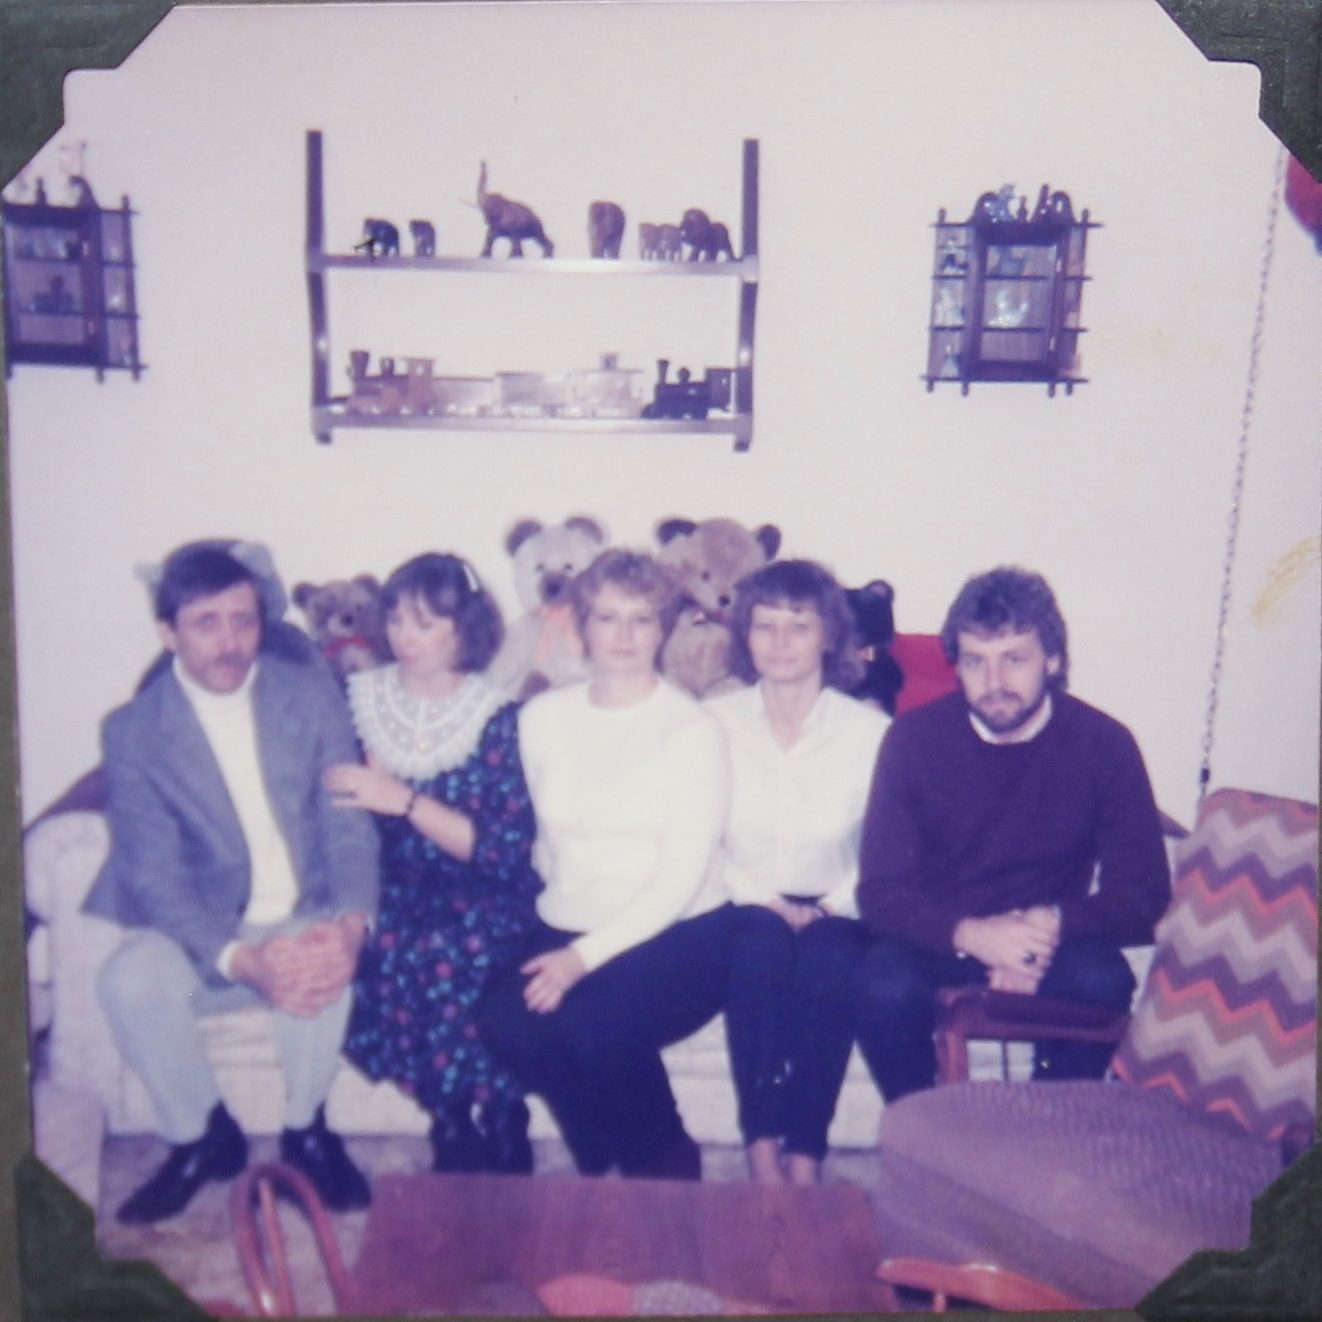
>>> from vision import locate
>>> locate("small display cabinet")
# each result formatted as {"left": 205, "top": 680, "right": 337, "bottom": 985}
{"left": 2, "top": 192, "right": 143, "bottom": 380}
{"left": 925, "top": 186, "right": 1097, "bottom": 395}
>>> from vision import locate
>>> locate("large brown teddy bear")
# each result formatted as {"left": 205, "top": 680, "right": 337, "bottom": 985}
{"left": 486, "top": 515, "right": 609, "bottom": 701}
{"left": 292, "top": 575, "right": 390, "bottom": 685}
{"left": 655, "top": 516, "right": 781, "bottom": 698}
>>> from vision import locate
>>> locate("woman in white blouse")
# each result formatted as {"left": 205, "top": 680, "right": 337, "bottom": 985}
{"left": 477, "top": 548, "right": 734, "bottom": 1179}
{"left": 707, "top": 560, "right": 888, "bottom": 1184}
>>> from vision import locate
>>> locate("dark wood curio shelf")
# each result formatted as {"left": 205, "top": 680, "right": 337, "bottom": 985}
{"left": 923, "top": 187, "right": 1099, "bottom": 397}
{"left": 2, "top": 192, "right": 144, "bottom": 380}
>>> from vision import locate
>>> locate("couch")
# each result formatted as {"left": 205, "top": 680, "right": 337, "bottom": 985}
{"left": 24, "top": 805, "right": 890, "bottom": 1207}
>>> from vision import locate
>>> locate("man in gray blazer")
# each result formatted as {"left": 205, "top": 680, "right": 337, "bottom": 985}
{"left": 84, "top": 540, "right": 379, "bottom": 1223}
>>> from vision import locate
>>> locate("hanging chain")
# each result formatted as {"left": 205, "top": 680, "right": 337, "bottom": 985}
{"left": 1198, "top": 146, "right": 1286, "bottom": 799}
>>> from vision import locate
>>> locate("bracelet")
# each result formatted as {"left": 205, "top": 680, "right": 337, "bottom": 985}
{"left": 401, "top": 788, "right": 420, "bottom": 819}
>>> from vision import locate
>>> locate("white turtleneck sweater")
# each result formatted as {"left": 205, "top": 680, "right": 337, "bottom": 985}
{"left": 174, "top": 659, "right": 299, "bottom": 972}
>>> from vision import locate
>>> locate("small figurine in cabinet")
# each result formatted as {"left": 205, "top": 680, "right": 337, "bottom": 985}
{"left": 933, "top": 284, "right": 963, "bottom": 328}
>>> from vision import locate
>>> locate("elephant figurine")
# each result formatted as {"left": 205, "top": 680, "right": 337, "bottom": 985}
{"left": 588, "top": 201, "right": 625, "bottom": 258}
{"left": 409, "top": 219, "right": 436, "bottom": 257}
{"left": 477, "top": 162, "right": 554, "bottom": 258}
{"left": 679, "top": 208, "right": 735, "bottom": 261}
{"left": 656, "top": 223, "right": 683, "bottom": 260}
{"left": 640, "top": 222, "right": 682, "bottom": 260}
{"left": 354, "top": 218, "right": 400, "bottom": 258}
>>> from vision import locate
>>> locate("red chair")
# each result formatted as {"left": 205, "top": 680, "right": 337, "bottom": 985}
{"left": 888, "top": 632, "right": 958, "bottom": 712}
{"left": 230, "top": 1161, "right": 357, "bottom": 1316}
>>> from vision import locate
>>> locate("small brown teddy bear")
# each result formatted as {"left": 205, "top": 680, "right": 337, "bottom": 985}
{"left": 292, "top": 575, "right": 390, "bottom": 685}
{"left": 655, "top": 516, "right": 781, "bottom": 698}
{"left": 486, "top": 515, "right": 609, "bottom": 701}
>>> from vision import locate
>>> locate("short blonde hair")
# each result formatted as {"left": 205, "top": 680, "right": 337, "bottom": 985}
{"left": 570, "top": 548, "right": 683, "bottom": 637}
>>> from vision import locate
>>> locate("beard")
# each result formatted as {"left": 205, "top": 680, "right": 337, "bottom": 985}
{"left": 969, "top": 685, "right": 1049, "bottom": 736}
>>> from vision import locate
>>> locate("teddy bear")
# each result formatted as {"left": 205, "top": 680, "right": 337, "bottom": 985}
{"left": 291, "top": 575, "right": 391, "bottom": 685}
{"left": 485, "top": 515, "right": 609, "bottom": 701}
{"left": 843, "top": 579, "right": 905, "bottom": 715}
{"left": 655, "top": 516, "right": 781, "bottom": 698}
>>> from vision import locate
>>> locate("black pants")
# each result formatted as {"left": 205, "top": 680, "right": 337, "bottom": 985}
{"left": 476, "top": 904, "right": 737, "bottom": 1175}
{"left": 725, "top": 907, "right": 870, "bottom": 1160}
{"left": 856, "top": 933, "right": 1136, "bottom": 1103}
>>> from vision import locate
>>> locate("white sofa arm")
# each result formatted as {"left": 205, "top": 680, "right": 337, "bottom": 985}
{"left": 23, "top": 812, "right": 126, "bottom": 1106}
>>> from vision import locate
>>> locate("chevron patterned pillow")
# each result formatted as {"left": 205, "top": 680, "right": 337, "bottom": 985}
{"left": 1111, "top": 788, "right": 1318, "bottom": 1142}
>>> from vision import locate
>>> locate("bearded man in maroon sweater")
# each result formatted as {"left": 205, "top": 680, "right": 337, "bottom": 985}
{"left": 855, "top": 566, "right": 1169, "bottom": 1100}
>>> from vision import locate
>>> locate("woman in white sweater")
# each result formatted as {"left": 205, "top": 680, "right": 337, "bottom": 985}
{"left": 706, "top": 560, "right": 888, "bottom": 1185}
{"left": 477, "top": 548, "right": 734, "bottom": 1179}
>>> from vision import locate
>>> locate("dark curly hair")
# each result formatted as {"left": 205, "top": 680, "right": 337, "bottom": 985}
{"left": 569, "top": 548, "right": 684, "bottom": 641}
{"left": 382, "top": 552, "right": 504, "bottom": 673}
{"left": 940, "top": 566, "right": 1068, "bottom": 688}
{"left": 154, "top": 543, "right": 263, "bottom": 626}
{"left": 728, "top": 559, "right": 863, "bottom": 691}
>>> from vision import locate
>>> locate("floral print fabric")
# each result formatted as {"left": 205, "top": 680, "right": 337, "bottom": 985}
{"left": 344, "top": 701, "right": 540, "bottom": 1113}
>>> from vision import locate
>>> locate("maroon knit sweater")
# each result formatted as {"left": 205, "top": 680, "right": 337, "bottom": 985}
{"left": 857, "top": 691, "right": 1170, "bottom": 955}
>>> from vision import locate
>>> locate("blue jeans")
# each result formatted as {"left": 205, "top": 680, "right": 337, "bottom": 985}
{"left": 725, "top": 907, "right": 870, "bottom": 1159}
{"left": 477, "top": 904, "right": 737, "bottom": 1175}
{"left": 856, "top": 933, "right": 1136, "bottom": 1102}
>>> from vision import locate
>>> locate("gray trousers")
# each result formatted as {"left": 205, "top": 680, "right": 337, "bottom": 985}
{"left": 96, "top": 922, "right": 351, "bottom": 1143}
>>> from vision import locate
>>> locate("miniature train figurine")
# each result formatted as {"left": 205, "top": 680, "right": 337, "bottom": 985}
{"left": 339, "top": 350, "right": 643, "bottom": 420}
{"left": 641, "top": 360, "right": 733, "bottom": 420}
{"left": 477, "top": 162, "right": 554, "bottom": 258}
{"left": 587, "top": 201, "right": 625, "bottom": 259}
{"left": 355, "top": 218, "right": 400, "bottom": 258}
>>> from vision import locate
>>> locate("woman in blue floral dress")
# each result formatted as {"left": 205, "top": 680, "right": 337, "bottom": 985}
{"left": 324, "top": 553, "right": 540, "bottom": 1173}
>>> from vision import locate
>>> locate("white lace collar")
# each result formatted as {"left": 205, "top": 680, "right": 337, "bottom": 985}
{"left": 348, "top": 665, "right": 504, "bottom": 780}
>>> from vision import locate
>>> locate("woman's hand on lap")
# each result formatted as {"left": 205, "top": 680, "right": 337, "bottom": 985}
{"left": 521, "top": 947, "right": 587, "bottom": 1014}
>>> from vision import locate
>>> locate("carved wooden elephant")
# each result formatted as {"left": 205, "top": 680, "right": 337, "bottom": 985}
{"left": 679, "top": 208, "right": 735, "bottom": 261}
{"left": 588, "top": 201, "right": 625, "bottom": 258}
{"left": 354, "top": 218, "right": 400, "bottom": 258}
{"left": 409, "top": 219, "right": 436, "bottom": 257}
{"left": 640, "top": 222, "right": 684, "bottom": 261}
{"left": 478, "top": 162, "right": 554, "bottom": 258}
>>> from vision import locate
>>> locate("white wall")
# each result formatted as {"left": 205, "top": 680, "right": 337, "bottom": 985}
{"left": 5, "top": 0, "right": 1319, "bottom": 826}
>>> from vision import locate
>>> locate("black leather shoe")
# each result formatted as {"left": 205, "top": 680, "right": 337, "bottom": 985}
{"left": 116, "top": 1101, "right": 248, "bottom": 1224}
{"left": 479, "top": 1098, "right": 534, "bottom": 1175}
{"left": 429, "top": 1104, "right": 488, "bottom": 1173}
{"left": 279, "top": 1106, "right": 371, "bottom": 1211}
